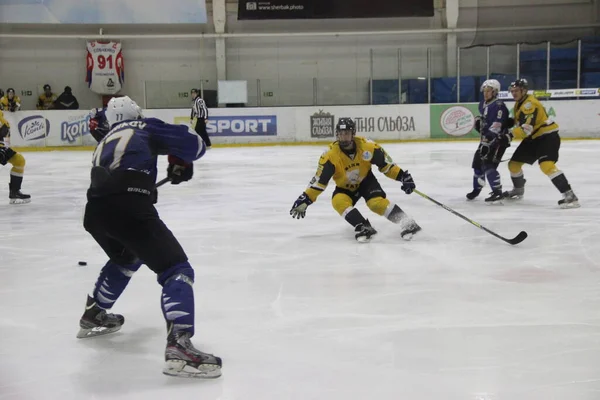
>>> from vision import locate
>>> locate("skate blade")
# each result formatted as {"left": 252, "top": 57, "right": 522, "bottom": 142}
{"left": 485, "top": 200, "right": 504, "bottom": 205}
{"left": 401, "top": 226, "right": 422, "bottom": 241}
{"left": 356, "top": 234, "right": 376, "bottom": 243}
{"left": 76, "top": 325, "right": 122, "bottom": 339}
{"left": 560, "top": 201, "right": 580, "bottom": 209}
{"left": 9, "top": 198, "right": 31, "bottom": 204}
{"left": 163, "top": 360, "right": 222, "bottom": 379}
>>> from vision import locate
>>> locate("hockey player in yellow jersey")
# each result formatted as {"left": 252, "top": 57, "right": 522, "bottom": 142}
{"left": 503, "top": 79, "right": 579, "bottom": 208}
{"left": 290, "top": 118, "right": 421, "bottom": 242}
{"left": 0, "top": 111, "right": 30, "bottom": 204}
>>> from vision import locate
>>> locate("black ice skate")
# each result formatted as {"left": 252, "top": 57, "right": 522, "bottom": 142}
{"left": 354, "top": 220, "right": 377, "bottom": 243}
{"left": 466, "top": 188, "right": 481, "bottom": 200}
{"left": 400, "top": 220, "right": 422, "bottom": 241}
{"left": 558, "top": 190, "right": 580, "bottom": 209}
{"left": 164, "top": 331, "right": 222, "bottom": 379}
{"left": 76, "top": 295, "right": 124, "bottom": 339}
{"left": 484, "top": 190, "right": 504, "bottom": 204}
{"left": 9, "top": 189, "right": 30, "bottom": 204}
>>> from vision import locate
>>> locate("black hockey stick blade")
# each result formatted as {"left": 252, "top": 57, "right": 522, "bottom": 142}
{"left": 155, "top": 177, "right": 171, "bottom": 188}
{"left": 507, "top": 230, "right": 528, "bottom": 245}
{"left": 414, "top": 189, "right": 528, "bottom": 246}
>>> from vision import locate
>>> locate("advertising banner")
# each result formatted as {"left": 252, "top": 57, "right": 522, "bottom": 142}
{"left": 238, "top": 0, "right": 433, "bottom": 20}
{"left": 430, "top": 104, "right": 480, "bottom": 139}
{"left": 430, "top": 100, "right": 600, "bottom": 140}
{"left": 296, "top": 104, "right": 430, "bottom": 142}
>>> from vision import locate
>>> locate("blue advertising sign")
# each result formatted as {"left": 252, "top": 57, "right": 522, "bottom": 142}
{"left": 206, "top": 116, "right": 277, "bottom": 136}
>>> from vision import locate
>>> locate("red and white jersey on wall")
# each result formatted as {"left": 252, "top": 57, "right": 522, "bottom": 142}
{"left": 86, "top": 41, "right": 125, "bottom": 95}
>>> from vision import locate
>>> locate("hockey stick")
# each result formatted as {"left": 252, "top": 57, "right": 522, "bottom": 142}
{"left": 413, "top": 189, "right": 528, "bottom": 245}
{"left": 155, "top": 177, "right": 171, "bottom": 188}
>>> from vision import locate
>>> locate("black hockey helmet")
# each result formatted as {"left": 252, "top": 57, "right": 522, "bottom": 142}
{"left": 509, "top": 79, "right": 528, "bottom": 90}
{"left": 336, "top": 117, "right": 356, "bottom": 134}
{"left": 6, "top": 88, "right": 15, "bottom": 98}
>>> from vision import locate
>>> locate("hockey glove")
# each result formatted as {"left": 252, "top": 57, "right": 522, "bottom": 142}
{"left": 290, "top": 193, "right": 313, "bottom": 219}
{"left": 0, "top": 147, "right": 16, "bottom": 166}
{"left": 0, "top": 124, "right": 9, "bottom": 140}
{"left": 474, "top": 117, "right": 482, "bottom": 133}
{"left": 399, "top": 170, "right": 416, "bottom": 194}
{"left": 167, "top": 155, "right": 194, "bottom": 185}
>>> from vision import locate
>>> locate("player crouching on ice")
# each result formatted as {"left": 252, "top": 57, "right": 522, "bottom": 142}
{"left": 290, "top": 117, "right": 421, "bottom": 242}
{"left": 0, "top": 110, "right": 30, "bottom": 204}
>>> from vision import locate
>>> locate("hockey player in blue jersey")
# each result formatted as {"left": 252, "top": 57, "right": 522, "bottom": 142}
{"left": 77, "top": 96, "right": 222, "bottom": 379}
{"left": 466, "top": 79, "right": 513, "bottom": 203}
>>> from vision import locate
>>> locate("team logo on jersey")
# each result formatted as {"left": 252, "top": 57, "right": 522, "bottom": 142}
{"left": 362, "top": 150, "right": 372, "bottom": 161}
{"left": 107, "top": 78, "right": 115, "bottom": 88}
{"left": 345, "top": 169, "right": 361, "bottom": 185}
{"left": 440, "top": 106, "right": 475, "bottom": 137}
{"left": 17, "top": 115, "right": 50, "bottom": 141}
{"left": 310, "top": 110, "right": 334, "bottom": 138}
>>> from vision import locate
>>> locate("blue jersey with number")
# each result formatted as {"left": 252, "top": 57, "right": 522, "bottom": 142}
{"left": 89, "top": 117, "right": 205, "bottom": 198}
{"left": 478, "top": 98, "right": 510, "bottom": 140}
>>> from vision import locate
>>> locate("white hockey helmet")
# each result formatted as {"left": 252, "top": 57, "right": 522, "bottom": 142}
{"left": 480, "top": 79, "right": 501, "bottom": 94}
{"left": 105, "top": 96, "right": 144, "bottom": 127}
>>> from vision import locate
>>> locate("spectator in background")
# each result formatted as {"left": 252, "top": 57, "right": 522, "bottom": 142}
{"left": 37, "top": 84, "right": 57, "bottom": 110}
{"left": 0, "top": 89, "right": 21, "bottom": 112}
{"left": 53, "top": 86, "right": 79, "bottom": 110}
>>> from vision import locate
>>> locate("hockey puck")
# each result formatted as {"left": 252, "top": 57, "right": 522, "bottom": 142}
{"left": 78, "top": 261, "right": 88, "bottom": 266}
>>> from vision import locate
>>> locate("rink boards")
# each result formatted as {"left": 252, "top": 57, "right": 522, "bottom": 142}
{"left": 3, "top": 100, "right": 600, "bottom": 150}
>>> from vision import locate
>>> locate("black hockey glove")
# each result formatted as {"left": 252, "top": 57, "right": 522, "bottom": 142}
{"left": 479, "top": 132, "right": 498, "bottom": 159}
{"left": 0, "top": 124, "right": 9, "bottom": 140}
{"left": 505, "top": 117, "right": 515, "bottom": 129}
{"left": 0, "top": 147, "right": 16, "bottom": 166}
{"left": 290, "top": 193, "right": 313, "bottom": 219}
{"left": 399, "top": 170, "right": 416, "bottom": 194}
{"left": 167, "top": 155, "right": 194, "bottom": 185}
{"left": 474, "top": 117, "right": 482, "bottom": 133}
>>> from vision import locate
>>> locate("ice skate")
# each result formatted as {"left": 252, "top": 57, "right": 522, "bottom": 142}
{"left": 164, "top": 331, "right": 222, "bottom": 379}
{"left": 466, "top": 188, "right": 481, "bottom": 200}
{"left": 400, "top": 220, "right": 421, "bottom": 241}
{"left": 484, "top": 190, "right": 504, "bottom": 204}
{"left": 503, "top": 176, "right": 525, "bottom": 200}
{"left": 9, "top": 189, "right": 30, "bottom": 204}
{"left": 354, "top": 220, "right": 377, "bottom": 243}
{"left": 558, "top": 190, "right": 580, "bottom": 209}
{"left": 77, "top": 295, "right": 124, "bottom": 338}
{"left": 502, "top": 186, "right": 524, "bottom": 200}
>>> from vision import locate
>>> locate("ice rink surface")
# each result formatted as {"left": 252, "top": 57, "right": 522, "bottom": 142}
{"left": 1, "top": 140, "right": 600, "bottom": 400}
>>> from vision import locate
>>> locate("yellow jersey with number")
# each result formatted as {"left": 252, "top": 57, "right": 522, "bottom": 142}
{"left": 304, "top": 136, "right": 404, "bottom": 202}
{"left": 511, "top": 94, "right": 559, "bottom": 140}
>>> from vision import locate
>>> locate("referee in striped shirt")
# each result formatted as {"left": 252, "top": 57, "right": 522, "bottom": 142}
{"left": 190, "top": 88, "right": 212, "bottom": 149}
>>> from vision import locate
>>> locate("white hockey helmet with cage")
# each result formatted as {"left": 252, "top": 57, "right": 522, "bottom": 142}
{"left": 105, "top": 96, "right": 144, "bottom": 127}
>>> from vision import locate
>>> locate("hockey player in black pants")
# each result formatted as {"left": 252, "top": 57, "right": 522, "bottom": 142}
{"left": 466, "top": 79, "right": 513, "bottom": 203}
{"left": 77, "top": 96, "right": 222, "bottom": 378}
{"left": 190, "top": 88, "right": 211, "bottom": 149}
